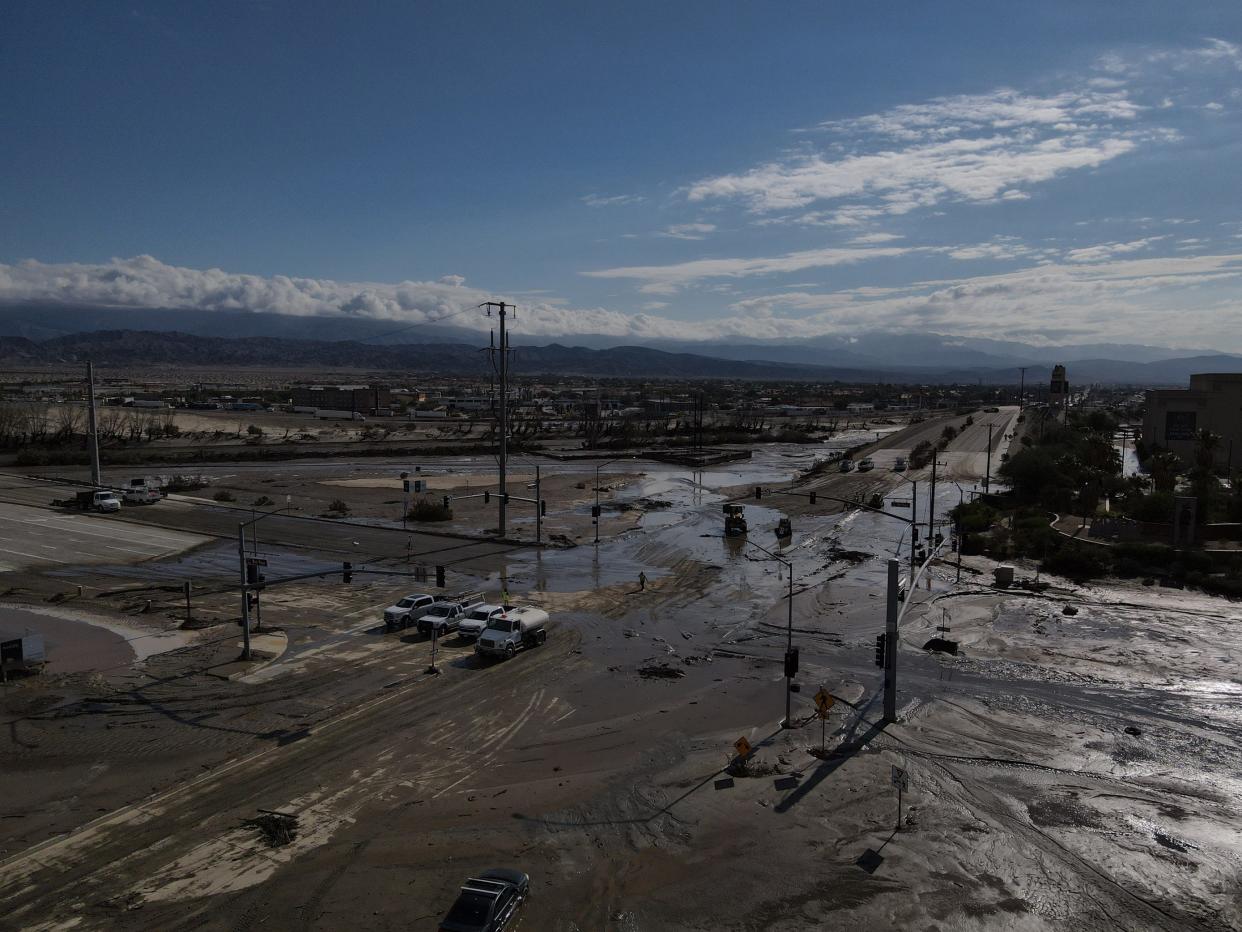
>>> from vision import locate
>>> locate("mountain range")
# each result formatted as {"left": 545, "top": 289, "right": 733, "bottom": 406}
{"left": 0, "top": 305, "right": 1238, "bottom": 385}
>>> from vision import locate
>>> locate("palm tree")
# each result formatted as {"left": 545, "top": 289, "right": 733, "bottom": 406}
{"left": 1194, "top": 429, "right": 1221, "bottom": 474}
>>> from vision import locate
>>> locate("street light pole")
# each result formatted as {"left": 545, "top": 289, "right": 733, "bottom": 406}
{"left": 984, "top": 423, "right": 994, "bottom": 494}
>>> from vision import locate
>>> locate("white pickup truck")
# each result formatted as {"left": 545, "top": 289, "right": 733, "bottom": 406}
{"left": 476, "top": 607, "right": 549, "bottom": 660}
{"left": 416, "top": 593, "right": 485, "bottom": 637}
{"left": 457, "top": 603, "right": 506, "bottom": 640}
{"left": 383, "top": 593, "right": 439, "bottom": 632}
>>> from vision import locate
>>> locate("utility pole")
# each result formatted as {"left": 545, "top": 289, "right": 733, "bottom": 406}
{"left": 482, "top": 302, "right": 512, "bottom": 536}
{"left": 785, "top": 560, "right": 793, "bottom": 729}
{"left": 927, "top": 456, "right": 938, "bottom": 543}
{"left": 85, "top": 361, "right": 101, "bottom": 486}
{"left": 1018, "top": 366, "right": 1028, "bottom": 408}
{"left": 909, "top": 479, "right": 918, "bottom": 580}
{"left": 535, "top": 465, "right": 542, "bottom": 545}
{"left": 883, "top": 558, "right": 899, "bottom": 723}
{"left": 984, "top": 423, "right": 993, "bottom": 494}
{"left": 237, "top": 524, "right": 251, "bottom": 661}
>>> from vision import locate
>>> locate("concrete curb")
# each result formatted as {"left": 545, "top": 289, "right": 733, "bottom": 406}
{"left": 205, "top": 630, "right": 289, "bottom": 680}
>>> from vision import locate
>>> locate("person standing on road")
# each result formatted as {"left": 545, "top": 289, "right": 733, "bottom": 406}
{"left": 638, "top": 571, "right": 647, "bottom": 592}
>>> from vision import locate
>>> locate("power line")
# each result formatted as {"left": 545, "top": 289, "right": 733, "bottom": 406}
{"left": 357, "top": 305, "right": 476, "bottom": 343}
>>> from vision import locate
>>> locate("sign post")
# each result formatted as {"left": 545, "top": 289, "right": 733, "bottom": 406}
{"left": 891, "top": 765, "right": 909, "bottom": 831}
{"left": 814, "top": 686, "right": 834, "bottom": 753}
{"left": 733, "top": 735, "right": 752, "bottom": 761}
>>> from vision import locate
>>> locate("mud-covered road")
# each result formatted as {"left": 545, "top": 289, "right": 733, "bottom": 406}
{"left": 3, "top": 405, "right": 1239, "bottom": 931}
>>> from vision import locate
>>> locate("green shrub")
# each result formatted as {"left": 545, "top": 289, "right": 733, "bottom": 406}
{"left": 252, "top": 495, "right": 274, "bottom": 507}
{"left": 327, "top": 498, "right": 350, "bottom": 515}
{"left": 213, "top": 490, "right": 236, "bottom": 503}
{"left": 1042, "top": 545, "right": 1110, "bottom": 582}
{"left": 408, "top": 500, "right": 452, "bottom": 522}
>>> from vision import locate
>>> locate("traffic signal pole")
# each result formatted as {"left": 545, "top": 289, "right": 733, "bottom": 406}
{"left": 238, "top": 524, "right": 251, "bottom": 661}
{"left": 883, "top": 558, "right": 899, "bottom": 723}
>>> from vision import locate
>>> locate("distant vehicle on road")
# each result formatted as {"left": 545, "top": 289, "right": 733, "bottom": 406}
{"left": 457, "top": 604, "right": 506, "bottom": 640}
{"left": 315, "top": 409, "right": 366, "bottom": 421}
{"left": 857, "top": 457, "right": 875, "bottom": 472}
{"left": 892, "top": 457, "right": 907, "bottom": 472}
{"left": 417, "top": 593, "right": 485, "bottom": 637}
{"left": 383, "top": 593, "right": 438, "bottom": 632}
{"left": 983, "top": 406, "right": 1000, "bottom": 413}
{"left": 476, "top": 607, "right": 548, "bottom": 659}
{"left": 439, "top": 868, "right": 529, "bottom": 932}
{"left": 839, "top": 459, "right": 855, "bottom": 473}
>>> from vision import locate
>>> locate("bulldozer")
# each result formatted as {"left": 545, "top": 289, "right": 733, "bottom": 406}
{"left": 723, "top": 503, "right": 748, "bottom": 537}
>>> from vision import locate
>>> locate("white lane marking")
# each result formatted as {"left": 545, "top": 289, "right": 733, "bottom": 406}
{"left": 0, "top": 546, "right": 69, "bottom": 564}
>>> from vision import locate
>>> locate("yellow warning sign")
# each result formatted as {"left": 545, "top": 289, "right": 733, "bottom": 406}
{"left": 733, "top": 736, "right": 752, "bottom": 759}
{"left": 814, "top": 687, "right": 834, "bottom": 718}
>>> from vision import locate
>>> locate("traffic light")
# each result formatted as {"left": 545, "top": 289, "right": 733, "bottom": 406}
{"left": 246, "top": 564, "right": 260, "bottom": 585}
{"left": 783, "top": 647, "right": 799, "bottom": 678}
{"left": 754, "top": 486, "right": 763, "bottom": 499}
{"left": 540, "top": 500, "right": 547, "bottom": 516}
{"left": 442, "top": 495, "right": 452, "bottom": 509}
{"left": 435, "top": 565, "right": 446, "bottom": 588}
{"left": 874, "top": 633, "right": 887, "bottom": 667}
{"left": 502, "top": 493, "right": 510, "bottom": 505}
{"left": 809, "top": 491, "right": 817, "bottom": 504}
{"left": 247, "top": 593, "right": 259, "bottom": 609}
{"left": 484, "top": 490, "right": 491, "bottom": 504}
{"left": 342, "top": 561, "right": 353, "bottom": 584}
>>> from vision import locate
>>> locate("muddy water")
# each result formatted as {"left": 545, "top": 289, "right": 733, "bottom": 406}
{"left": 0, "top": 606, "right": 195, "bottom": 673}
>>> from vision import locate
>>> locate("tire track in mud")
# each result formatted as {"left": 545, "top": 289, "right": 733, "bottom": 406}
{"left": 0, "top": 629, "right": 581, "bottom": 929}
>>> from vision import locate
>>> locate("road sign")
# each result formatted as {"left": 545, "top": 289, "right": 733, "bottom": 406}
{"left": 890, "top": 500, "right": 911, "bottom": 508}
{"left": 245, "top": 557, "right": 268, "bottom": 567}
{"left": 814, "top": 687, "right": 834, "bottom": 718}
{"left": 891, "top": 765, "right": 909, "bottom": 791}
{"left": 733, "top": 736, "right": 752, "bottom": 759}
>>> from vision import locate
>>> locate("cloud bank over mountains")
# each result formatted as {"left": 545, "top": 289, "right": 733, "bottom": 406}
{"left": 2, "top": 249, "right": 1240, "bottom": 351}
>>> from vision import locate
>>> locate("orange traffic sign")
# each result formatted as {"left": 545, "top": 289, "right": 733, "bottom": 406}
{"left": 733, "top": 736, "right": 752, "bottom": 759}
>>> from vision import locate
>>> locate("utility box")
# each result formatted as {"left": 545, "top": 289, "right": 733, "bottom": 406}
{"left": 0, "top": 634, "right": 46, "bottom": 678}
{"left": 993, "top": 565, "right": 1015, "bottom": 588}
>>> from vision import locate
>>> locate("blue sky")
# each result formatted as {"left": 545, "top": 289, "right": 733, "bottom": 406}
{"left": 2, "top": 1, "right": 1241, "bottom": 349}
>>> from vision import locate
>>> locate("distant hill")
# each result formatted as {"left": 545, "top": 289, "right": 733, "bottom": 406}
{"left": 0, "top": 304, "right": 1236, "bottom": 376}
{"left": 1, "top": 326, "right": 1239, "bottom": 385}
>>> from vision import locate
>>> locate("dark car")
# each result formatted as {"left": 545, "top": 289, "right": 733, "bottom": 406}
{"left": 439, "top": 868, "right": 529, "bottom": 932}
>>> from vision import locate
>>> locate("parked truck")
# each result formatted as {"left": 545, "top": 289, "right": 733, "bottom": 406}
{"left": 475, "top": 607, "right": 549, "bottom": 660}
{"left": 123, "top": 476, "right": 164, "bottom": 505}
{"left": 417, "top": 592, "right": 485, "bottom": 637}
{"left": 67, "top": 489, "right": 122, "bottom": 513}
{"left": 383, "top": 593, "right": 440, "bottom": 632}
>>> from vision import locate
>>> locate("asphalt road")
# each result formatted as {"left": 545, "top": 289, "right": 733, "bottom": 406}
{"left": 0, "top": 501, "right": 207, "bottom": 571}
{"left": 0, "top": 473, "right": 523, "bottom": 572}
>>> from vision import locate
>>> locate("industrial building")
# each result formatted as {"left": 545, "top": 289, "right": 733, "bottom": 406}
{"left": 1143, "top": 373, "right": 1242, "bottom": 470}
{"left": 290, "top": 384, "right": 394, "bottom": 414}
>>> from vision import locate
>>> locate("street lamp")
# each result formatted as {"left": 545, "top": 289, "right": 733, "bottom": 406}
{"left": 594, "top": 457, "right": 628, "bottom": 545}
{"left": 733, "top": 536, "right": 796, "bottom": 729}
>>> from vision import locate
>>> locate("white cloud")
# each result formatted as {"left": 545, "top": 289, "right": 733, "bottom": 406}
{"left": 656, "top": 223, "right": 718, "bottom": 240}
{"left": 581, "top": 193, "right": 645, "bottom": 208}
{"left": 1064, "top": 236, "right": 1165, "bottom": 263}
{"left": 582, "top": 245, "right": 910, "bottom": 294}
{"left": 687, "top": 131, "right": 1141, "bottom": 215}
{"left": 848, "top": 232, "right": 904, "bottom": 245}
